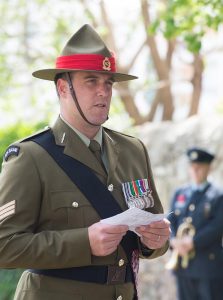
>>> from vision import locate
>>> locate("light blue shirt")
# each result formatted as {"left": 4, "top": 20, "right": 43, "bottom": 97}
{"left": 191, "top": 181, "right": 209, "bottom": 192}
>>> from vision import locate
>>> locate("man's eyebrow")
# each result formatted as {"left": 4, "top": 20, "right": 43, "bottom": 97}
{"left": 83, "top": 75, "right": 98, "bottom": 79}
{"left": 105, "top": 76, "right": 115, "bottom": 82}
{"left": 83, "top": 74, "right": 115, "bottom": 81}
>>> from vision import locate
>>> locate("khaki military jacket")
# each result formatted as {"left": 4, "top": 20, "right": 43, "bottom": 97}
{"left": 0, "top": 117, "right": 168, "bottom": 300}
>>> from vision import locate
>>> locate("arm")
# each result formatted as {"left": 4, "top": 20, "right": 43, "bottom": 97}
{"left": 137, "top": 141, "right": 170, "bottom": 258}
{"left": 0, "top": 143, "right": 92, "bottom": 269}
{"left": 168, "top": 190, "right": 181, "bottom": 238}
{"left": 193, "top": 195, "right": 223, "bottom": 250}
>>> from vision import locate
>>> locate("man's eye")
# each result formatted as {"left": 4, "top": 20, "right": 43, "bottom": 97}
{"left": 87, "top": 79, "right": 96, "bottom": 83}
{"left": 106, "top": 81, "right": 114, "bottom": 86}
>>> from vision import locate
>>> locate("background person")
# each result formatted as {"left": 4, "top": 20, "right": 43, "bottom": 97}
{"left": 168, "top": 147, "right": 223, "bottom": 300}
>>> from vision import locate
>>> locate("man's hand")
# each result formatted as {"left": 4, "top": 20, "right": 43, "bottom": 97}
{"left": 171, "top": 236, "right": 194, "bottom": 256}
{"left": 135, "top": 218, "right": 171, "bottom": 249}
{"left": 88, "top": 222, "right": 128, "bottom": 256}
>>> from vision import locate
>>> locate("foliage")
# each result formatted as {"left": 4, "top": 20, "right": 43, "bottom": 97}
{"left": 0, "top": 121, "right": 48, "bottom": 169}
{"left": 1, "top": 0, "right": 223, "bottom": 126}
{"left": 151, "top": 0, "right": 223, "bottom": 53}
{"left": 0, "top": 269, "right": 22, "bottom": 300}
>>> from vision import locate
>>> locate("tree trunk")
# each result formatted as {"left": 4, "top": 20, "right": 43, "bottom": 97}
{"left": 116, "top": 82, "right": 145, "bottom": 125}
{"left": 140, "top": 0, "right": 174, "bottom": 121}
{"left": 188, "top": 54, "right": 203, "bottom": 116}
{"left": 99, "top": 0, "right": 146, "bottom": 125}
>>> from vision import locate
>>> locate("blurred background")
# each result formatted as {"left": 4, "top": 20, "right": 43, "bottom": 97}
{"left": 1, "top": 0, "right": 223, "bottom": 299}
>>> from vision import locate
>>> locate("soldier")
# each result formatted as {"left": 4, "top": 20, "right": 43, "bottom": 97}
{"left": 0, "top": 24, "right": 170, "bottom": 300}
{"left": 168, "top": 147, "right": 223, "bottom": 300}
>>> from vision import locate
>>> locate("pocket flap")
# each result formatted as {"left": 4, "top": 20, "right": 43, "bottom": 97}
{"left": 50, "top": 190, "right": 88, "bottom": 210}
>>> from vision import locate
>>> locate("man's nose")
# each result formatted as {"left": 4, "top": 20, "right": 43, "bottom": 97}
{"left": 97, "top": 83, "right": 109, "bottom": 96}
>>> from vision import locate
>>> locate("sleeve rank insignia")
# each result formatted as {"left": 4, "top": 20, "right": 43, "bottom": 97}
{"left": 122, "top": 178, "right": 154, "bottom": 210}
{"left": 4, "top": 145, "right": 20, "bottom": 161}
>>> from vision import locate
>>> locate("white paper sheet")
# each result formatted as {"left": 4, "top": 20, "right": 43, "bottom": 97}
{"left": 100, "top": 207, "right": 168, "bottom": 235}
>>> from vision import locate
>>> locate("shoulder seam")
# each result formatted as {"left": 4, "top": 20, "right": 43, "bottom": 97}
{"left": 103, "top": 127, "right": 137, "bottom": 139}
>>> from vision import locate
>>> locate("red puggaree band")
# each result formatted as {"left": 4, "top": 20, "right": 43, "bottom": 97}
{"left": 56, "top": 54, "right": 116, "bottom": 72}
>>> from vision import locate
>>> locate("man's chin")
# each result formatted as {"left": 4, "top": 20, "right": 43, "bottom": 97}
{"left": 89, "top": 116, "right": 108, "bottom": 126}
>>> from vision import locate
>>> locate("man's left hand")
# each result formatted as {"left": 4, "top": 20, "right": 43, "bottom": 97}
{"left": 135, "top": 218, "right": 171, "bottom": 249}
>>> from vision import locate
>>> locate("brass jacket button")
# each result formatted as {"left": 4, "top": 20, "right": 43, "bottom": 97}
{"left": 108, "top": 184, "right": 114, "bottom": 192}
{"left": 118, "top": 259, "right": 125, "bottom": 267}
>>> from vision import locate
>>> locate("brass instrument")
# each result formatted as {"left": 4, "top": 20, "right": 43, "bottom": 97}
{"left": 165, "top": 220, "right": 196, "bottom": 270}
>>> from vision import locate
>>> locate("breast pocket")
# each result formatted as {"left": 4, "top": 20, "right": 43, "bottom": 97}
{"left": 50, "top": 190, "right": 100, "bottom": 229}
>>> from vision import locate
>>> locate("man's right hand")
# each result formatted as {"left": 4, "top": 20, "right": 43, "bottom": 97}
{"left": 88, "top": 222, "right": 128, "bottom": 256}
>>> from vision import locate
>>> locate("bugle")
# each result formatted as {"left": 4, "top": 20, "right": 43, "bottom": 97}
{"left": 165, "top": 221, "right": 195, "bottom": 270}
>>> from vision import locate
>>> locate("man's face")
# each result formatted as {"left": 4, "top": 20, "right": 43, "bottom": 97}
{"left": 189, "top": 162, "right": 211, "bottom": 184}
{"left": 69, "top": 71, "right": 114, "bottom": 126}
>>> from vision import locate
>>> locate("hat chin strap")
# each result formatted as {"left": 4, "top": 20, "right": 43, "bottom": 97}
{"left": 66, "top": 72, "right": 108, "bottom": 127}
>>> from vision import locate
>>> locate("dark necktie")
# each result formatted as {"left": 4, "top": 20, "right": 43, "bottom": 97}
{"left": 89, "top": 140, "right": 107, "bottom": 174}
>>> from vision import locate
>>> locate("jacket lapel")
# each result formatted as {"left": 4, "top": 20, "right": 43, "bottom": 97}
{"left": 51, "top": 117, "right": 107, "bottom": 177}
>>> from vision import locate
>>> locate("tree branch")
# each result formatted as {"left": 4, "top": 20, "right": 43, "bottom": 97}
{"left": 100, "top": 0, "right": 118, "bottom": 55}
{"left": 126, "top": 39, "right": 147, "bottom": 71}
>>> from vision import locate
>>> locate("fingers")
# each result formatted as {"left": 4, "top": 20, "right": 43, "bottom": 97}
{"left": 136, "top": 227, "right": 170, "bottom": 241}
{"left": 139, "top": 233, "right": 169, "bottom": 249}
{"left": 136, "top": 218, "right": 171, "bottom": 249}
{"left": 102, "top": 224, "right": 129, "bottom": 234}
{"left": 147, "top": 218, "right": 171, "bottom": 231}
{"left": 140, "top": 236, "right": 163, "bottom": 249}
{"left": 88, "top": 223, "right": 128, "bottom": 256}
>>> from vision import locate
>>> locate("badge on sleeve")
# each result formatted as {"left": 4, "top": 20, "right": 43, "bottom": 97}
{"left": 122, "top": 178, "right": 154, "bottom": 209}
{"left": 4, "top": 145, "right": 20, "bottom": 161}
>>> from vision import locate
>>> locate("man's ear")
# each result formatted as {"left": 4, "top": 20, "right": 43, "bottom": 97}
{"left": 57, "top": 78, "right": 69, "bottom": 98}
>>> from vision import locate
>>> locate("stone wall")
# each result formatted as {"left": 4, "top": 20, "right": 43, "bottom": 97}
{"left": 136, "top": 115, "right": 223, "bottom": 299}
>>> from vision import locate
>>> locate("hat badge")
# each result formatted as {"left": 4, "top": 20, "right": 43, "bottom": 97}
{"left": 102, "top": 57, "right": 111, "bottom": 71}
{"left": 190, "top": 151, "right": 198, "bottom": 160}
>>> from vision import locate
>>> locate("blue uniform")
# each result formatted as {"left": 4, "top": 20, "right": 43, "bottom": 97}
{"left": 168, "top": 182, "right": 223, "bottom": 300}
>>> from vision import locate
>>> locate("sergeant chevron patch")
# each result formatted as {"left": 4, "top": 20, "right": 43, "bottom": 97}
{"left": 0, "top": 200, "right": 16, "bottom": 222}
